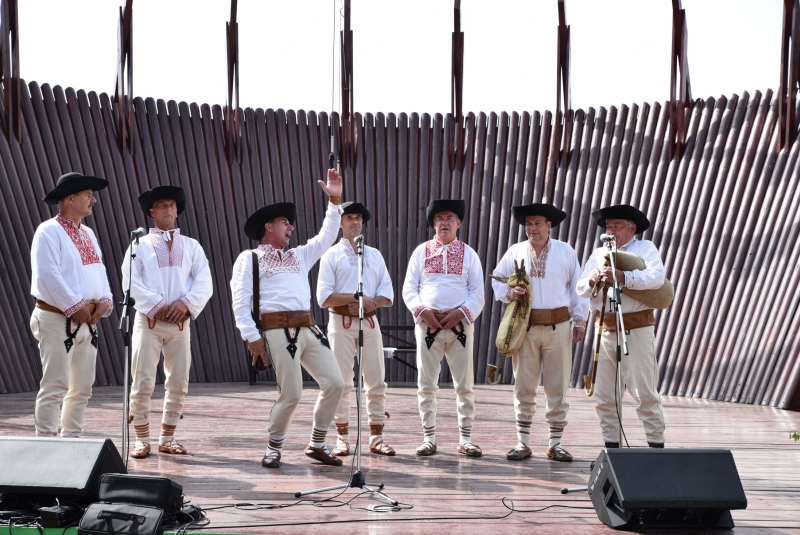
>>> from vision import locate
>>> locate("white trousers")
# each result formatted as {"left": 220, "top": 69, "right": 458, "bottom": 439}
{"left": 328, "top": 313, "right": 387, "bottom": 426}
{"left": 512, "top": 320, "right": 572, "bottom": 439}
{"left": 595, "top": 324, "right": 666, "bottom": 444}
{"left": 129, "top": 312, "right": 192, "bottom": 427}
{"left": 31, "top": 309, "right": 98, "bottom": 436}
{"left": 414, "top": 321, "right": 475, "bottom": 430}
{"left": 265, "top": 327, "right": 345, "bottom": 438}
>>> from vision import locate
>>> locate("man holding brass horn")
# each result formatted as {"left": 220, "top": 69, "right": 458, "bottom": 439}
{"left": 491, "top": 204, "right": 587, "bottom": 461}
{"left": 576, "top": 204, "right": 667, "bottom": 449}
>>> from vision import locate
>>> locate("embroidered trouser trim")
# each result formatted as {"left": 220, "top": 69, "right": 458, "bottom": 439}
{"left": 512, "top": 320, "right": 572, "bottom": 441}
{"left": 265, "top": 327, "right": 345, "bottom": 438}
{"left": 414, "top": 321, "right": 475, "bottom": 430}
{"left": 31, "top": 309, "right": 98, "bottom": 436}
{"left": 129, "top": 313, "right": 192, "bottom": 427}
{"left": 595, "top": 324, "right": 666, "bottom": 444}
{"left": 328, "top": 312, "right": 387, "bottom": 426}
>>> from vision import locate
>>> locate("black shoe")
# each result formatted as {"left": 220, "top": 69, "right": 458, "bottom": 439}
{"left": 647, "top": 442, "right": 665, "bottom": 448}
{"left": 604, "top": 441, "right": 620, "bottom": 448}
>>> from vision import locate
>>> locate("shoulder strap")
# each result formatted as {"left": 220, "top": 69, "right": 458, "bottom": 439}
{"left": 252, "top": 251, "right": 262, "bottom": 334}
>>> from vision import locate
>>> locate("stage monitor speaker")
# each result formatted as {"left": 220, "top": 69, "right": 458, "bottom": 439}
{"left": 588, "top": 448, "right": 747, "bottom": 530}
{"left": 0, "top": 437, "right": 126, "bottom": 502}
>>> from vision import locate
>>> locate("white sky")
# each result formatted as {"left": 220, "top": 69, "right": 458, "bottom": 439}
{"left": 18, "top": 0, "right": 782, "bottom": 116}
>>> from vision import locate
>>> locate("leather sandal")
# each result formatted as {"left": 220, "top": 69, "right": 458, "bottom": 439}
{"left": 415, "top": 442, "right": 437, "bottom": 456}
{"left": 332, "top": 439, "right": 350, "bottom": 456}
{"left": 369, "top": 440, "right": 396, "bottom": 456}
{"left": 261, "top": 450, "right": 281, "bottom": 468}
{"left": 506, "top": 444, "right": 532, "bottom": 461}
{"left": 157, "top": 439, "right": 187, "bottom": 455}
{"left": 304, "top": 445, "right": 343, "bottom": 466}
{"left": 456, "top": 442, "right": 482, "bottom": 457}
{"left": 546, "top": 445, "right": 573, "bottom": 462}
{"left": 129, "top": 442, "right": 151, "bottom": 459}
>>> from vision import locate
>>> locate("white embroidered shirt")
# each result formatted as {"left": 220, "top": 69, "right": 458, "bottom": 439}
{"left": 121, "top": 229, "right": 213, "bottom": 319}
{"left": 30, "top": 215, "right": 113, "bottom": 317}
{"left": 316, "top": 239, "right": 394, "bottom": 308}
{"left": 402, "top": 237, "right": 485, "bottom": 325}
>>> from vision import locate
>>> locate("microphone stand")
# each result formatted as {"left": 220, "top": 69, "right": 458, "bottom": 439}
{"left": 606, "top": 238, "right": 628, "bottom": 448}
{"left": 295, "top": 234, "right": 396, "bottom": 506}
{"left": 118, "top": 231, "right": 140, "bottom": 466}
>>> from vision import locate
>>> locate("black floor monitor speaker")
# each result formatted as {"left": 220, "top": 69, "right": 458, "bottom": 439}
{"left": 588, "top": 448, "right": 747, "bottom": 530}
{"left": 0, "top": 437, "right": 126, "bottom": 504}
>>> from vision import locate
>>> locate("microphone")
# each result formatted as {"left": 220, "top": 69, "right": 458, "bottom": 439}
{"left": 131, "top": 227, "right": 147, "bottom": 239}
{"left": 354, "top": 234, "right": 364, "bottom": 246}
{"left": 600, "top": 233, "right": 616, "bottom": 243}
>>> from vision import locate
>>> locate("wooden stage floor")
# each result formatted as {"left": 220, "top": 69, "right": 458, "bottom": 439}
{"left": 1, "top": 382, "right": 799, "bottom": 534}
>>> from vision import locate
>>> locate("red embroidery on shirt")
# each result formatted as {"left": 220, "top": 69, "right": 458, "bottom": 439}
{"left": 149, "top": 229, "right": 184, "bottom": 268}
{"left": 413, "top": 305, "right": 427, "bottom": 318}
{"left": 255, "top": 245, "right": 300, "bottom": 278}
{"left": 342, "top": 240, "right": 368, "bottom": 268}
{"left": 56, "top": 215, "right": 101, "bottom": 266}
{"left": 423, "top": 239, "right": 465, "bottom": 275}
{"left": 528, "top": 241, "right": 550, "bottom": 279}
{"left": 459, "top": 305, "right": 474, "bottom": 324}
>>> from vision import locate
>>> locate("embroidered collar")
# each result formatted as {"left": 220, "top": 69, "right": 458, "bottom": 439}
{"left": 423, "top": 238, "right": 465, "bottom": 275}
{"left": 342, "top": 239, "right": 367, "bottom": 268}
{"left": 255, "top": 244, "right": 300, "bottom": 277}
{"left": 55, "top": 214, "right": 101, "bottom": 266}
{"left": 150, "top": 227, "right": 181, "bottom": 242}
{"left": 528, "top": 239, "right": 550, "bottom": 279}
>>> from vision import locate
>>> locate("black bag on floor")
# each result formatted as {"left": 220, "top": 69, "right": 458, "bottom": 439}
{"left": 78, "top": 502, "right": 164, "bottom": 535}
{"left": 99, "top": 474, "right": 182, "bottom": 514}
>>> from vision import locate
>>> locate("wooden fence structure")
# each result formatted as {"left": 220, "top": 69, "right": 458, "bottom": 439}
{"left": 1, "top": 81, "right": 799, "bottom": 410}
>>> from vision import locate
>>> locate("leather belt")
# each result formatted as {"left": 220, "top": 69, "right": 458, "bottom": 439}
{"left": 261, "top": 310, "right": 316, "bottom": 330}
{"left": 597, "top": 309, "right": 655, "bottom": 331}
{"left": 36, "top": 299, "right": 96, "bottom": 316}
{"left": 329, "top": 305, "right": 376, "bottom": 318}
{"left": 529, "top": 306, "right": 570, "bottom": 326}
{"left": 433, "top": 312, "right": 448, "bottom": 322}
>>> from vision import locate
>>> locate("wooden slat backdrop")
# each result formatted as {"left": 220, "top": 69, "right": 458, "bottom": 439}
{"left": 1, "top": 81, "right": 799, "bottom": 411}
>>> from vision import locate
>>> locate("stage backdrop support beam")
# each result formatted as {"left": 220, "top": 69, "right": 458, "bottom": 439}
{"left": 449, "top": 0, "right": 465, "bottom": 173}
{"left": 114, "top": 0, "right": 134, "bottom": 155}
{"left": 779, "top": 0, "right": 800, "bottom": 151}
{"left": 0, "top": 0, "right": 21, "bottom": 142}
{"left": 669, "top": 0, "right": 692, "bottom": 161}
{"left": 225, "top": 0, "right": 241, "bottom": 164}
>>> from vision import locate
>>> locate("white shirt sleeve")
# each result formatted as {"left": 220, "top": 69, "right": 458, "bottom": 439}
{"left": 295, "top": 202, "right": 343, "bottom": 268}
{"left": 624, "top": 241, "right": 665, "bottom": 290}
{"left": 316, "top": 249, "right": 337, "bottom": 307}
{"left": 490, "top": 247, "right": 515, "bottom": 304}
{"left": 402, "top": 245, "right": 426, "bottom": 324}
{"left": 459, "top": 248, "right": 485, "bottom": 324}
{"left": 567, "top": 249, "right": 590, "bottom": 327}
{"left": 230, "top": 251, "right": 261, "bottom": 344}
{"left": 31, "top": 229, "right": 84, "bottom": 315}
{"left": 373, "top": 251, "right": 394, "bottom": 304}
{"left": 182, "top": 243, "right": 213, "bottom": 319}
{"left": 121, "top": 244, "right": 166, "bottom": 318}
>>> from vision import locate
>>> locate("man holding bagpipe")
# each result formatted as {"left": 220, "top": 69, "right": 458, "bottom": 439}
{"left": 576, "top": 204, "right": 670, "bottom": 449}
{"left": 490, "top": 204, "right": 588, "bottom": 462}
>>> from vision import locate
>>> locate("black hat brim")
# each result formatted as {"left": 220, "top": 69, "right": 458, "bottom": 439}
{"left": 341, "top": 201, "right": 371, "bottom": 223}
{"left": 43, "top": 172, "right": 109, "bottom": 205}
{"left": 512, "top": 203, "right": 566, "bottom": 227}
{"left": 426, "top": 199, "right": 466, "bottom": 227}
{"left": 592, "top": 204, "right": 650, "bottom": 233}
{"left": 138, "top": 185, "right": 187, "bottom": 216}
{"left": 244, "top": 202, "right": 297, "bottom": 241}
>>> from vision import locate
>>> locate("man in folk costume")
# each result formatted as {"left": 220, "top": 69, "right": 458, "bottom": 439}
{"left": 576, "top": 204, "right": 667, "bottom": 448}
{"left": 402, "top": 200, "right": 485, "bottom": 457}
{"left": 122, "top": 186, "right": 213, "bottom": 459}
{"left": 317, "top": 202, "right": 395, "bottom": 457}
{"left": 231, "top": 169, "right": 346, "bottom": 469}
{"left": 30, "top": 172, "right": 114, "bottom": 437}
{"left": 490, "top": 204, "right": 588, "bottom": 462}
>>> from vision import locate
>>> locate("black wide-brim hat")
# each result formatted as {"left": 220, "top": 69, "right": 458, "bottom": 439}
{"left": 341, "top": 201, "right": 371, "bottom": 223}
{"left": 592, "top": 204, "right": 650, "bottom": 233}
{"left": 426, "top": 199, "right": 466, "bottom": 227}
{"left": 512, "top": 203, "right": 566, "bottom": 227}
{"left": 244, "top": 202, "right": 297, "bottom": 241}
{"left": 43, "top": 172, "right": 109, "bottom": 205}
{"left": 138, "top": 185, "right": 187, "bottom": 216}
